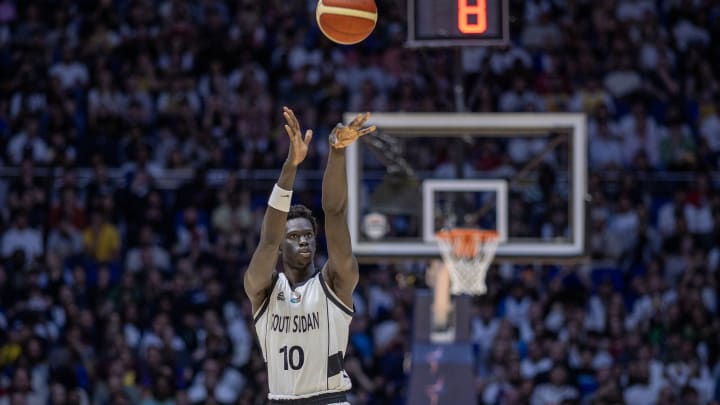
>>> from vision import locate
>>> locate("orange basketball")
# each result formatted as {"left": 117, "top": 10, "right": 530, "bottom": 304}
{"left": 316, "top": 0, "right": 378, "bottom": 45}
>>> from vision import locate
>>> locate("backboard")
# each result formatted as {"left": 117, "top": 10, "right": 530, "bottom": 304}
{"left": 345, "top": 113, "right": 588, "bottom": 261}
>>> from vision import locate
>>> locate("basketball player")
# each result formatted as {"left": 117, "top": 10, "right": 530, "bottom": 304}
{"left": 244, "top": 106, "right": 376, "bottom": 404}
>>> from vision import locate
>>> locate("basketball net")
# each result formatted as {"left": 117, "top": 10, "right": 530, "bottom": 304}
{"left": 435, "top": 229, "right": 499, "bottom": 296}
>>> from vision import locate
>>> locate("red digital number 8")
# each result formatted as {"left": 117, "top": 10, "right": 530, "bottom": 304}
{"left": 458, "top": 0, "right": 488, "bottom": 34}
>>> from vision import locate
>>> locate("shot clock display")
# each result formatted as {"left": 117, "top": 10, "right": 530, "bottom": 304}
{"left": 407, "top": 0, "right": 509, "bottom": 47}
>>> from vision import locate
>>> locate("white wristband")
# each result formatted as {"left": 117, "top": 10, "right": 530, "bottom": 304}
{"left": 268, "top": 184, "right": 292, "bottom": 212}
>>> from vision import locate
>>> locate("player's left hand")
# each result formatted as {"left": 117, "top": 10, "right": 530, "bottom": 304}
{"left": 329, "top": 112, "right": 377, "bottom": 149}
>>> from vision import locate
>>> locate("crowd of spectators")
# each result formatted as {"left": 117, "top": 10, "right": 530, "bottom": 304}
{"left": 0, "top": 0, "right": 718, "bottom": 404}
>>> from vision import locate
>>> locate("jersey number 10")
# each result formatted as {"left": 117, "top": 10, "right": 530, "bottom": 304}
{"left": 280, "top": 345, "right": 305, "bottom": 370}
{"left": 458, "top": 0, "right": 488, "bottom": 34}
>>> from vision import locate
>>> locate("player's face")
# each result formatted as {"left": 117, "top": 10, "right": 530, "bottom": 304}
{"left": 282, "top": 218, "right": 316, "bottom": 268}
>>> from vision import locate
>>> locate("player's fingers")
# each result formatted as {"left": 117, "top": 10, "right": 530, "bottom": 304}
{"left": 284, "top": 124, "right": 293, "bottom": 137}
{"left": 349, "top": 113, "right": 363, "bottom": 128}
{"left": 288, "top": 110, "right": 301, "bottom": 132}
{"left": 283, "top": 111, "right": 294, "bottom": 130}
{"left": 350, "top": 113, "right": 370, "bottom": 129}
{"left": 358, "top": 125, "right": 377, "bottom": 137}
{"left": 303, "top": 129, "right": 313, "bottom": 145}
{"left": 353, "top": 112, "right": 370, "bottom": 128}
{"left": 283, "top": 111, "right": 295, "bottom": 128}
{"left": 283, "top": 108, "right": 299, "bottom": 131}
{"left": 360, "top": 112, "right": 371, "bottom": 125}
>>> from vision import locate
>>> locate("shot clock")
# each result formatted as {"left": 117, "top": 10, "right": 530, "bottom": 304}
{"left": 407, "top": 0, "right": 510, "bottom": 47}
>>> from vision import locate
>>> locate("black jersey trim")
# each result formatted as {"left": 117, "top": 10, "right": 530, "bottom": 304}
{"left": 289, "top": 270, "right": 318, "bottom": 289}
{"left": 318, "top": 272, "right": 354, "bottom": 316}
{"left": 268, "top": 391, "right": 348, "bottom": 404}
{"left": 326, "top": 294, "right": 330, "bottom": 390}
{"left": 253, "top": 273, "right": 278, "bottom": 324}
{"left": 327, "top": 351, "right": 344, "bottom": 378}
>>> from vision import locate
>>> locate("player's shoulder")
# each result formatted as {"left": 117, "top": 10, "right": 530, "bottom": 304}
{"left": 318, "top": 266, "right": 354, "bottom": 317}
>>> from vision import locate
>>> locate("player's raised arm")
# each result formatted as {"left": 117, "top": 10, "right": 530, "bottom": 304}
{"left": 244, "top": 107, "right": 313, "bottom": 313}
{"left": 321, "top": 113, "right": 376, "bottom": 308}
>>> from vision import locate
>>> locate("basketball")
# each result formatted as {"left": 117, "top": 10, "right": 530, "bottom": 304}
{"left": 316, "top": 0, "right": 378, "bottom": 45}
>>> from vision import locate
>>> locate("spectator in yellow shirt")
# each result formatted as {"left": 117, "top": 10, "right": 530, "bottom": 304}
{"left": 83, "top": 210, "right": 120, "bottom": 263}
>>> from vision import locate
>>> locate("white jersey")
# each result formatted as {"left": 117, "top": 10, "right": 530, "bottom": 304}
{"left": 254, "top": 271, "right": 353, "bottom": 403}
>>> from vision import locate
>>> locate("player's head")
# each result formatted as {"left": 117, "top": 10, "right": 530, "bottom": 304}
{"left": 281, "top": 204, "right": 318, "bottom": 269}
{"left": 287, "top": 204, "right": 318, "bottom": 234}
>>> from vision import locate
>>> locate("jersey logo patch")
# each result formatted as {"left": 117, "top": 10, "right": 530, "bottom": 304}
{"left": 277, "top": 291, "right": 285, "bottom": 301}
{"left": 290, "top": 291, "right": 302, "bottom": 303}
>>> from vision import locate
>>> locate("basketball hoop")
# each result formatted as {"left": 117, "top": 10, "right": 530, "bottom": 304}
{"left": 435, "top": 228, "right": 499, "bottom": 295}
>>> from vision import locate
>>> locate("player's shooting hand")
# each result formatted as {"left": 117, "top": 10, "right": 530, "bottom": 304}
{"left": 329, "top": 112, "right": 377, "bottom": 149}
{"left": 283, "top": 106, "right": 313, "bottom": 166}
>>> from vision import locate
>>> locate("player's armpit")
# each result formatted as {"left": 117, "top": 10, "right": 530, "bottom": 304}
{"left": 321, "top": 262, "right": 357, "bottom": 312}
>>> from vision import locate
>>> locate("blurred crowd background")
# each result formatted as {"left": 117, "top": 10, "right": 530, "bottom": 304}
{"left": 0, "top": 0, "right": 719, "bottom": 404}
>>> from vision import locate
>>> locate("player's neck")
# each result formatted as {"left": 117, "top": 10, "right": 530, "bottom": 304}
{"left": 284, "top": 265, "right": 315, "bottom": 288}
